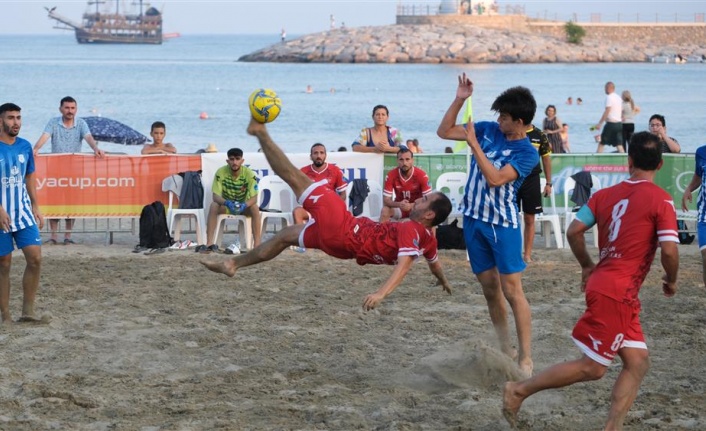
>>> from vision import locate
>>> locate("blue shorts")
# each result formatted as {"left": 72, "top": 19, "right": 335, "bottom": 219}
{"left": 0, "top": 225, "right": 42, "bottom": 256}
{"left": 699, "top": 221, "right": 706, "bottom": 251}
{"left": 463, "top": 216, "right": 526, "bottom": 274}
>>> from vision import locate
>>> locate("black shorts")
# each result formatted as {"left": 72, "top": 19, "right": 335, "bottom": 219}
{"left": 517, "top": 174, "right": 542, "bottom": 215}
{"left": 601, "top": 122, "right": 623, "bottom": 147}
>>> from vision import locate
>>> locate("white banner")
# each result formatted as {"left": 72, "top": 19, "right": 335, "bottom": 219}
{"left": 201, "top": 151, "right": 384, "bottom": 209}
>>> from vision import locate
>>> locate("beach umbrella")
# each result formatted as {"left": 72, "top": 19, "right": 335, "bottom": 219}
{"left": 82, "top": 116, "right": 150, "bottom": 145}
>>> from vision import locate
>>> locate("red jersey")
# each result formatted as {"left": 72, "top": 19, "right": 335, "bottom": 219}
{"left": 301, "top": 163, "right": 347, "bottom": 194}
{"left": 301, "top": 182, "right": 438, "bottom": 265}
{"left": 350, "top": 217, "right": 439, "bottom": 266}
{"left": 584, "top": 180, "right": 679, "bottom": 304}
{"left": 383, "top": 167, "right": 432, "bottom": 203}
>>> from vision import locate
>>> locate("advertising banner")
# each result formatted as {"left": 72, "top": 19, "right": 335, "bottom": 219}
{"left": 35, "top": 154, "right": 202, "bottom": 217}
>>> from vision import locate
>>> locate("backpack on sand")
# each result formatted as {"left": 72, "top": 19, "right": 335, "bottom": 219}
{"left": 138, "top": 201, "right": 173, "bottom": 250}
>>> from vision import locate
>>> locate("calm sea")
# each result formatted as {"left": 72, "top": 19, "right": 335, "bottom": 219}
{"left": 1, "top": 34, "right": 704, "bottom": 155}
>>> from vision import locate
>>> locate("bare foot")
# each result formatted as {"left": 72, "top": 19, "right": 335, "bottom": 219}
{"left": 1, "top": 316, "right": 13, "bottom": 325}
{"left": 519, "top": 358, "right": 534, "bottom": 379}
{"left": 503, "top": 347, "right": 519, "bottom": 361}
{"left": 17, "top": 315, "right": 51, "bottom": 324}
{"left": 200, "top": 259, "right": 237, "bottom": 277}
{"left": 523, "top": 254, "right": 532, "bottom": 263}
{"left": 502, "top": 382, "right": 522, "bottom": 429}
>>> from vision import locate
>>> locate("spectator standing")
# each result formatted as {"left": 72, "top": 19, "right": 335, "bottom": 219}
{"left": 352, "top": 105, "right": 402, "bottom": 153}
{"left": 407, "top": 138, "right": 423, "bottom": 154}
{"left": 0, "top": 103, "right": 44, "bottom": 324}
{"left": 380, "top": 147, "right": 432, "bottom": 223}
{"left": 594, "top": 82, "right": 624, "bottom": 153}
{"left": 141, "top": 121, "right": 176, "bottom": 155}
{"left": 621, "top": 90, "right": 640, "bottom": 152}
{"left": 517, "top": 125, "right": 552, "bottom": 263}
{"left": 648, "top": 114, "right": 680, "bottom": 153}
{"left": 33, "top": 96, "right": 105, "bottom": 245}
{"left": 542, "top": 105, "right": 564, "bottom": 154}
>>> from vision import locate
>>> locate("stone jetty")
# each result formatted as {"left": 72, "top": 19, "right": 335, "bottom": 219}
{"left": 239, "top": 23, "right": 706, "bottom": 64}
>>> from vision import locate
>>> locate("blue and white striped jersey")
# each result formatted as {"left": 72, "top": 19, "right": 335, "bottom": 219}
{"left": 695, "top": 145, "right": 706, "bottom": 223}
{"left": 462, "top": 121, "right": 539, "bottom": 228}
{"left": 0, "top": 137, "right": 37, "bottom": 231}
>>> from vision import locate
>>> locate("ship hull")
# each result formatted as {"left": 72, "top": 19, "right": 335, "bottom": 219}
{"left": 75, "top": 29, "right": 162, "bottom": 44}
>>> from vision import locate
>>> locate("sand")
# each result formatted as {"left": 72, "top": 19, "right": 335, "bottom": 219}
{"left": 1, "top": 232, "right": 705, "bottom": 430}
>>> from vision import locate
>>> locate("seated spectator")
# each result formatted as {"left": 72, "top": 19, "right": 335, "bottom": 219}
{"left": 380, "top": 147, "right": 432, "bottom": 223}
{"left": 293, "top": 143, "right": 347, "bottom": 225}
{"left": 141, "top": 121, "right": 176, "bottom": 155}
{"left": 198, "top": 148, "right": 261, "bottom": 253}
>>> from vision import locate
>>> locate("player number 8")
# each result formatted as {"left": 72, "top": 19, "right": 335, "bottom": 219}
{"left": 607, "top": 199, "right": 629, "bottom": 242}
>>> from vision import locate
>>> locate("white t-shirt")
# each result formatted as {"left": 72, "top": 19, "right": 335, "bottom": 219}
{"left": 605, "top": 92, "right": 622, "bottom": 123}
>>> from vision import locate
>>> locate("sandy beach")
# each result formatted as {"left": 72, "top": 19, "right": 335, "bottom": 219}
{"left": 1, "top": 232, "right": 704, "bottom": 430}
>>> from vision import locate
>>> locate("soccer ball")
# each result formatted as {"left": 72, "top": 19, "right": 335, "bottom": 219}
{"left": 248, "top": 88, "right": 282, "bottom": 123}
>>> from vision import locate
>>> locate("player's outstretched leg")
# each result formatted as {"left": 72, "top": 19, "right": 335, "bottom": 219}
{"left": 201, "top": 224, "right": 303, "bottom": 277}
{"left": 246, "top": 118, "right": 312, "bottom": 198}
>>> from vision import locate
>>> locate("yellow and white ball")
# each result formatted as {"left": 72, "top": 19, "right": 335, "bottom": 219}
{"left": 248, "top": 88, "right": 282, "bottom": 123}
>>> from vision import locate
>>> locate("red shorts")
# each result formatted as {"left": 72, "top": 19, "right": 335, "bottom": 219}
{"left": 299, "top": 181, "right": 362, "bottom": 260}
{"left": 571, "top": 290, "right": 646, "bottom": 366}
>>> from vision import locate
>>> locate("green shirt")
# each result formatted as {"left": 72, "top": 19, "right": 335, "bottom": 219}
{"left": 212, "top": 165, "right": 258, "bottom": 202}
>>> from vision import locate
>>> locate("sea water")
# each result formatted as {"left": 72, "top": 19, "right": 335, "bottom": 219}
{"left": 1, "top": 34, "right": 704, "bottom": 155}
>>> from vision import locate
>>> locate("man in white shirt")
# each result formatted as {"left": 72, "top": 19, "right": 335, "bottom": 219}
{"left": 594, "top": 81, "right": 624, "bottom": 153}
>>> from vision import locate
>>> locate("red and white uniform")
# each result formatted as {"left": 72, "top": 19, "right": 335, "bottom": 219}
{"left": 299, "top": 181, "right": 438, "bottom": 265}
{"left": 301, "top": 163, "right": 347, "bottom": 194}
{"left": 383, "top": 167, "right": 432, "bottom": 218}
{"left": 572, "top": 180, "right": 679, "bottom": 366}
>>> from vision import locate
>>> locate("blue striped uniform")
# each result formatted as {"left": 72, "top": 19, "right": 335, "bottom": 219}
{"left": 0, "top": 137, "right": 37, "bottom": 231}
{"left": 695, "top": 145, "right": 706, "bottom": 224}
{"left": 462, "top": 121, "right": 539, "bottom": 228}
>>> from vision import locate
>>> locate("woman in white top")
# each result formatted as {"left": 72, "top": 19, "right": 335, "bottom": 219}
{"left": 621, "top": 90, "right": 640, "bottom": 151}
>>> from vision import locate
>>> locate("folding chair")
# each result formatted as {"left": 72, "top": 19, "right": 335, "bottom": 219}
{"left": 257, "top": 175, "right": 296, "bottom": 234}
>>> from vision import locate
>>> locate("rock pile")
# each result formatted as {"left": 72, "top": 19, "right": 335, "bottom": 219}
{"left": 239, "top": 24, "right": 706, "bottom": 63}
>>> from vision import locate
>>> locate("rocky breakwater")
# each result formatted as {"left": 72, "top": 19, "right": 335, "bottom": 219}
{"left": 239, "top": 24, "right": 706, "bottom": 63}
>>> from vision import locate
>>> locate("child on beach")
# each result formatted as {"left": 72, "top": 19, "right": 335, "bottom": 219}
{"left": 141, "top": 121, "right": 176, "bottom": 155}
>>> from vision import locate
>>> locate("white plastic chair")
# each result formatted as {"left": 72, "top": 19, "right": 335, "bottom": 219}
{"left": 161, "top": 175, "right": 206, "bottom": 245}
{"left": 562, "top": 176, "right": 599, "bottom": 248}
{"left": 257, "top": 175, "right": 296, "bottom": 234}
{"left": 212, "top": 214, "right": 253, "bottom": 250}
{"left": 346, "top": 179, "right": 383, "bottom": 221}
{"left": 435, "top": 172, "right": 466, "bottom": 222}
{"left": 534, "top": 177, "right": 564, "bottom": 248}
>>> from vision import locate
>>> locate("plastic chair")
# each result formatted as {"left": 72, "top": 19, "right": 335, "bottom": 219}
{"left": 257, "top": 175, "right": 296, "bottom": 234}
{"left": 435, "top": 172, "right": 466, "bottom": 223}
{"left": 562, "top": 176, "right": 598, "bottom": 248}
{"left": 212, "top": 213, "right": 253, "bottom": 250}
{"left": 534, "top": 177, "right": 564, "bottom": 248}
{"left": 161, "top": 175, "right": 206, "bottom": 245}
{"left": 346, "top": 179, "right": 383, "bottom": 221}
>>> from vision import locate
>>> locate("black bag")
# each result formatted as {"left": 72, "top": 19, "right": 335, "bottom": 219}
{"left": 436, "top": 219, "right": 466, "bottom": 250}
{"left": 138, "top": 201, "right": 173, "bottom": 249}
{"left": 677, "top": 220, "right": 695, "bottom": 245}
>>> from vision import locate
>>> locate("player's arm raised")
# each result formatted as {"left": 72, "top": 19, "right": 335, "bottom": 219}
{"left": 362, "top": 255, "right": 415, "bottom": 310}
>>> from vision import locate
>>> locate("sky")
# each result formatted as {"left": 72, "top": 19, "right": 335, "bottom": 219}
{"left": 1, "top": 1, "right": 703, "bottom": 35}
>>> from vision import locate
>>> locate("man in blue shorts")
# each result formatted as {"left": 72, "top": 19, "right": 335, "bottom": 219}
{"left": 437, "top": 73, "right": 539, "bottom": 377}
{"left": 682, "top": 143, "right": 706, "bottom": 287}
{"left": 0, "top": 103, "right": 44, "bottom": 324}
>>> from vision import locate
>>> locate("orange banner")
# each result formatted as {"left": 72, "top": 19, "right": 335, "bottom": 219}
{"left": 35, "top": 154, "right": 202, "bottom": 217}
